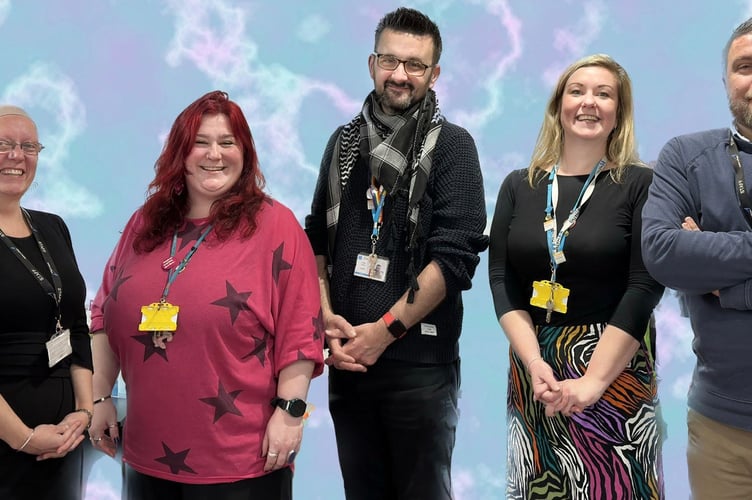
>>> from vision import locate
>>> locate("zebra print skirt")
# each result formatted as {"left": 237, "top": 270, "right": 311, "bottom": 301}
{"left": 506, "top": 323, "right": 664, "bottom": 499}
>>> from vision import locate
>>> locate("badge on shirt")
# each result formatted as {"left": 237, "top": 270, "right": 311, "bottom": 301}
{"left": 46, "top": 329, "right": 72, "bottom": 367}
{"left": 530, "top": 280, "right": 569, "bottom": 314}
{"left": 353, "top": 252, "right": 389, "bottom": 282}
{"left": 138, "top": 302, "right": 179, "bottom": 332}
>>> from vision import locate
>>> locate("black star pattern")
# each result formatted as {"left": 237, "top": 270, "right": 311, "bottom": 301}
{"left": 312, "top": 308, "right": 324, "bottom": 341}
{"left": 132, "top": 333, "right": 169, "bottom": 362}
{"left": 103, "top": 267, "right": 132, "bottom": 308}
{"left": 272, "top": 242, "right": 293, "bottom": 284}
{"left": 210, "top": 281, "right": 252, "bottom": 324}
{"left": 199, "top": 381, "right": 243, "bottom": 423}
{"left": 177, "top": 220, "right": 210, "bottom": 250}
{"left": 241, "top": 333, "right": 268, "bottom": 366}
{"left": 155, "top": 442, "right": 197, "bottom": 475}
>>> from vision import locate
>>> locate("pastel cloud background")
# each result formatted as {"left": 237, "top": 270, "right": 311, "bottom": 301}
{"left": 1, "top": 1, "right": 747, "bottom": 498}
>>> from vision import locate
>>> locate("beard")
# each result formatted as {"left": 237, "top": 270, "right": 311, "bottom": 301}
{"left": 376, "top": 81, "right": 416, "bottom": 115}
{"left": 730, "top": 96, "right": 752, "bottom": 132}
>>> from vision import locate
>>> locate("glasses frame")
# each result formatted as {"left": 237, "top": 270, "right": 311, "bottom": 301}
{"left": 373, "top": 53, "right": 434, "bottom": 77}
{"left": 0, "top": 139, "right": 44, "bottom": 156}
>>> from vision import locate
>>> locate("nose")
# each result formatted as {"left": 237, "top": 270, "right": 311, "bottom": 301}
{"left": 6, "top": 143, "right": 25, "bottom": 160}
{"left": 390, "top": 62, "right": 410, "bottom": 82}
{"left": 582, "top": 92, "right": 596, "bottom": 107}
{"left": 206, "top": 142, "right": 221, "bottom": 160}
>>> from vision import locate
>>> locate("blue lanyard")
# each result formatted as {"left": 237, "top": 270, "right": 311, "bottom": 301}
{"left": 370, "top": 182, "right": 386, "bottom": 249}
{"left": 544, "top": 158, "right": 606, "bottom": 282}
{"left": 160, "top": 224, "right": 213, "bottom": 302}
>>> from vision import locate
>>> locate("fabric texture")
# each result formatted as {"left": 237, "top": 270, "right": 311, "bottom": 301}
{"left": 0, "top": 210, "right": 90, "bottom": 499}
{"left": 325, "top": 89, "right": 443, "bottom": 299}
{"left": 642, "top": 128, "right": 752, "bottom": 433}
{"left": 90, "top": 200, "right": 324, "bottom": 484}
{"left": 489, "top": 166, "right": 665, "bottom": 498}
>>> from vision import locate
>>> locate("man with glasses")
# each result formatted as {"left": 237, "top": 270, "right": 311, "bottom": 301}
{"left": 305, "top": 7, "right": 487, "bottom": 500}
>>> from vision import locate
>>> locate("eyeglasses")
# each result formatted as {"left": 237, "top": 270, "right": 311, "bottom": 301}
{"left": 373, "top": 53, "right": 433, "bottom": 76}
{"left": 0, "top": 140, "right": 44, "bottom": 156}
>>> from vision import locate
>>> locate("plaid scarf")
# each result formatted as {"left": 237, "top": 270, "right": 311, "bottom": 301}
{"left": 326, "top": 89, "right": 443, "bottom": 302}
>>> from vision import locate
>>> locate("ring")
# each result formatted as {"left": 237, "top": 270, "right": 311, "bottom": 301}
{"left": 108, "top": 424, "right": 118, "bottom": 428}
{"left": 268, "top": 452, "right": 279, "bottom": 457}
{"left": 287, "top": 450, "right": 297, "bottom": 464}
{"left": 92, "top": 437, "right": 103, "bottom": 442}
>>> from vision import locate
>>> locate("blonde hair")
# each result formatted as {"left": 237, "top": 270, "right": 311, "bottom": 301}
{"left": 527, "top": 54, "right": 642, "bottom": 186}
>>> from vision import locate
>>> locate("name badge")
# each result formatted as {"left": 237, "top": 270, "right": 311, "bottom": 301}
{"left": 530, "top": 280, "right": 570, "bottom": 314}
{"left": 46, "top": 329, "right": 72, "bottom": 367}
{"left": 353, "top": 252, "right": 389, "bottom": 282}
{"left": 139, "top": 302, "right": 180, "bottom": 332}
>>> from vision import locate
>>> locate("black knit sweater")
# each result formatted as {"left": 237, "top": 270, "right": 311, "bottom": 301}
{"left": 305, "top": 121, "right": 488, "bottom": 364}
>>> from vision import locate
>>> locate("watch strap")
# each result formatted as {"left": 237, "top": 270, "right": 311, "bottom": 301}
{"left": 382, "top": 311, "right": 407, "bottom": 339}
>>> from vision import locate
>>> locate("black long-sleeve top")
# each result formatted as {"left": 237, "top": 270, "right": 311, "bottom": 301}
{"left": 0, "top": 210, "right": 91, "bottom": 377}
{"left": 488, "top": 166, "right": 663, "bottom": 340}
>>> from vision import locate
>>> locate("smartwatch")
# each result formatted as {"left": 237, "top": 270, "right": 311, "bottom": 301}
{"left": 382, "top": 311, "right": 407, "bottom": 339}
{"left": 270, "top": 397, "right": 307, "bottom": 418}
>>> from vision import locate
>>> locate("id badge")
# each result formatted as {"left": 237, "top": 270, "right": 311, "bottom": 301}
{"left": 46, "top": 329, "right": 72, "bottom": 367}
{"left": 553, "top": 251, "right": 566, "bottom": 264}
{"left": 529, "top": 280, "right": 570, "bottom": 314}
{"left": 353, "top": 252, "right": 389, "bottom": 282}
{"left": 543, "top": 218, "right": 555, "bottom": 232}
{"left": 138, "top": 302, "right": 180, "bottom": 332}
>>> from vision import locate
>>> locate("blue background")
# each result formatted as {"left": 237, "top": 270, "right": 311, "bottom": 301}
{"left": 1, "top": 1, "right": 746, "bottom": 498}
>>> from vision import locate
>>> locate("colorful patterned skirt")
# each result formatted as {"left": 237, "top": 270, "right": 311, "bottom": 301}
{"left": 506, "top": 323, "right": 664, "bottom": 499}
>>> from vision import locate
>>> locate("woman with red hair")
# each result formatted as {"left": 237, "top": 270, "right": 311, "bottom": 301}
{"left": 89, "top": 91, "right": 324, "bottom": 499}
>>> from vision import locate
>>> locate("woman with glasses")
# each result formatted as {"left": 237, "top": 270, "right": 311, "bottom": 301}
{"left": 89, "top": 91, "right": 324, "bottom": 499}
{"left": 0, "top": 105, "right": 93, "bottom": 500}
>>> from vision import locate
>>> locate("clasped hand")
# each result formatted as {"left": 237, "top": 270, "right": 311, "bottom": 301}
{"left": 324, "top": 313, "right": 394, "bottom": 372}
{"left": 529, "top": 359, "right": 605, "bottom": 417}
{"left": 24, "top": 411, "right": 88, "bottom": 460}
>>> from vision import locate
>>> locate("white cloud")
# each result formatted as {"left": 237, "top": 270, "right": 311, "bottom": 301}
{"left": 2, "top": 63, "right": 102, "bottom": 218}
{"left": 0, "top": 0, "right": 9, "bottom": 25}
{"left": 297, "top": 14, "right": 331, "bottom": 43}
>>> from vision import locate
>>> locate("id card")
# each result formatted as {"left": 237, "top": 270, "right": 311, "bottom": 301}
{"left": 529, "top": 280, "right": 570, "bottom": 314}
{"left": 139, "top": 302, "right": 179, "bottom": 332}
{"left": 46, "top": 329, "right": 72, "bottom": 367}
{"left": 353, "top": 252, "right": 389, "bottom": 282}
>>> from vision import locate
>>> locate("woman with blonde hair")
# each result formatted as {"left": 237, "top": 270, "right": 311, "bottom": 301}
{"left": 489, "top": 54, "right": 665, "bottom": 498}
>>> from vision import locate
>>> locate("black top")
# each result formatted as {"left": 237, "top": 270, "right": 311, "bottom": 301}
{"left": 488, "top": 166, "right": 664, "bottom": 339}
{"left": 305, "top": 121, "right": 488, "bottom": 364}
{"left": 0, "top": 210, "right": 91, "bottom": 377}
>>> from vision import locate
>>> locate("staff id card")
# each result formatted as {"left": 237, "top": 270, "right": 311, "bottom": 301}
{"left": 139, "top": 302, "right": 179, "bottom": 332}
{"left": 46, "top": 329, "right": 72, "bottom": 367}
{"left": 353, "top": 252, "right": 389, "bottom": 282}
{"left": 530, "top": 280, "right": 569, "bottom": 314}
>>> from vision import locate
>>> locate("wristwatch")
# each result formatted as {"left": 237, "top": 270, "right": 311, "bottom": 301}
{"left": 270, "top": 397, "right": 307, "bottom": 418}
{"left": 382, "top": 311, "right": 407, "bottom": 339}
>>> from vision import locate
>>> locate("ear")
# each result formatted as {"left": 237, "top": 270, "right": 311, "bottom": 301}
{"left": 428, "top": 64, "right": 441, "bottom": 88}
{"left": 369, "top": 53, "right": 376, "bottom": 81}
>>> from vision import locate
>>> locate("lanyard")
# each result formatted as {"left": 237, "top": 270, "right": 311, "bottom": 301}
{"left": 727, "top": 130, "right": 752, "bottom": 227}
{"left": 0, "top": 208, "right": 63, "bottom": 328}
{"left": 160, "top": 224, "right": 213, "bottom": 302}
{"left": 369, "top": 178, "right": 387, "bottom": 252}
{"left": 544, "top": 158, "right": 606, "bottom": 282}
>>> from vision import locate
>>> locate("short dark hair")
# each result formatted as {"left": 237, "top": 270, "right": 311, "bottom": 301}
{"left": 374, "top": 7, "right": 442, "bottom": 64}
{"left": 724, "top": 18, "right": 752, "bottom": 77}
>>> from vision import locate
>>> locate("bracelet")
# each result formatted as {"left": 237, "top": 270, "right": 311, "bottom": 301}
{"left": 75, "top": 408, "right": 93, "bottom": 430}
{"left": 526, "top": 356, "right": 543, "bottom": 372}
{"left": 17, "top": 428, "right": 34, "bottom": 452}
{"left": 93, "top": 395, "right": 112, "bottom": 405}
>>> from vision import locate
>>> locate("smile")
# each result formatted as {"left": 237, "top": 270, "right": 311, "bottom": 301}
{"left": 200, "top": 166, "right": 226, "bottom": 172}
{"left": 576, "top": 114, "right": 599, "bottom": 122}
{"left": 0, "top": 168, "right": 24, "bottom": 176}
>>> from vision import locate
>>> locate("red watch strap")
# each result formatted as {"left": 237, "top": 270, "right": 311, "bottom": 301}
{"left": 381, "top": 311, "right": 407, "bottom": 338}
{"left": 382, "top": 311, "right": 397, "bottom": 326}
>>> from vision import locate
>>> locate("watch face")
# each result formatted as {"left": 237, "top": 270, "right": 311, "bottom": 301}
{"left": 287, "top": 399, "right": 307, "bottom": 417}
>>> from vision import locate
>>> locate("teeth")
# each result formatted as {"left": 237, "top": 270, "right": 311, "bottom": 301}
{"left": 0, "top": 169, "right": 23, "bottom": 175}
{"left": 577, "top": 115, "right": 598, "bottom": 122}
{"left": 201, "top": 166, "right": 225, "bottom": 171}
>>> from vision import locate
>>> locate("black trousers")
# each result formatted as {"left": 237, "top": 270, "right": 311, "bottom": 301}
{"left": 329, "top": 358, "right": 460, "bottom": 500}
{"left": 123, "top": 466, "right": 292, "bottom": 500}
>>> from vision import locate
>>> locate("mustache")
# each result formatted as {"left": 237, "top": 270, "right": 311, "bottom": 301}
{"left": 385, "top": 81, "right": 413, "bottom": 91}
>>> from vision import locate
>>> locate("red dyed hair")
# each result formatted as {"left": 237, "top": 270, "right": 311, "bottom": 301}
{"left": 133, "top": 90, "right": 266, "bottom": 253}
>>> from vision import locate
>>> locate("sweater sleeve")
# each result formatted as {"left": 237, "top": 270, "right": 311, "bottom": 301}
{"left": 426, "top": 125, "right": 489, "bottom": 295}
{"left": 304, "top": 128, "right": 340, "bottom": 258}
{"left": 642, "top": 136, "right": 752, "bottom": 295}
{"left": 607, "top": 168, "right": 664, "bottom": 340}
{"left": 488, "top": 170, "right": 529, "bottom": 320}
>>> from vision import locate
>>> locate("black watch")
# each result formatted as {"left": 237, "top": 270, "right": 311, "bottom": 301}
{"left": 270, "top": 397, "right": 307, "bottom": 418}
{"left": 382, "top": 311, "right": 407, "bottom": 339}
